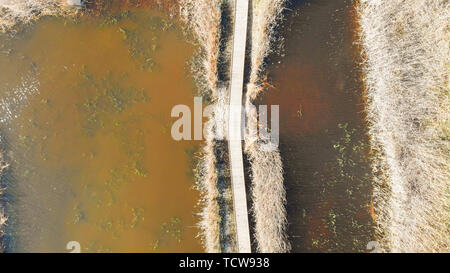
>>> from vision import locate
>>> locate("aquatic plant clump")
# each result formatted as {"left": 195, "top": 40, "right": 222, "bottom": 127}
{"left": 0, "top": 0, "right": 79, "bottom": 32}
{"left": 310, "top": 124, "right": 375, "bottom": 252}
{"left": 244, "top": 0, "right": 290, "bottom": 253}
{"left": 358, "top": 0, "right": 450, "bottom": 252}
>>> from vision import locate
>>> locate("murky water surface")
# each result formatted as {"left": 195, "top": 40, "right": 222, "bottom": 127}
{"left": 260, "top": 0, "right": 375, "bottom": 252}
{"left": 0, "top": 8, "right": 202, "bottom": 252}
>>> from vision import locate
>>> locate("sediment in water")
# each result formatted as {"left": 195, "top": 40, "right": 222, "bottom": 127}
{"left": 0, "top": 0, "right": 203, "bottom": 252}
{"left": 260, "top": 0, "right": 376, "bottom": 252}
{"left": 358, "top": 0, "right": 449, "bottom": 252}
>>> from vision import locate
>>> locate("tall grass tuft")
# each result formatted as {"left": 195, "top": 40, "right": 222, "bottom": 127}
{"left": 358, "top": 0, "right": 450, "bottom": 252}
{"left": 244, "top": 0, "right": 290, "bottom": 253}
{"left": 247, "top": 0, "right": 284, "bottom": 100}
{"left": 180, "top": 0, "right": 222, "bottom": 98}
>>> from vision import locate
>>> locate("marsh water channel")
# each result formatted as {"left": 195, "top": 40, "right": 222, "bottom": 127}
{"left": 0, "top": 7, "right": 202, "bottom": 252}
{"left": 258, "top": 0, "right": 375, "bottom": 252}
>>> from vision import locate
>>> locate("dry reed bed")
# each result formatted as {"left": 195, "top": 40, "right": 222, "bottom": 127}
{"left": 194, "top": 95, "right": 237, "bottom": 252}
{"left": 244, "top": 0, "right": 290, "bottom": 253}
{"left": 181, "top": 0, "right": 237, "bottom": 252}
{"left": 0, "top": 0, "right": 80, "bottom": 33}
{"left": 358, "top": 0, "right": 450, "bottom": 252}
{"left": 180, "top": 0, "right": 221, "bottom": 98}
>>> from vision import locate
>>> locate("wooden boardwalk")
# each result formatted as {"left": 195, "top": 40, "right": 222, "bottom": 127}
{"left": 228, "top": 0, "right": 251, "bottom": 253}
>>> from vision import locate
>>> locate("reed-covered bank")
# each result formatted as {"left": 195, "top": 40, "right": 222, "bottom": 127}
{"left": 181, "top": 0, "right": 237, "bottom": 252}
{"left": 244, "top": 0, "right": 290, "bottom": 253}
{"left": 358, "top": 0, "right": 449, "bottom": 252}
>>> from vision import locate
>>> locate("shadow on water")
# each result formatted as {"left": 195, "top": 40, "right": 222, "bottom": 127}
{"left": 259, "top": 0, "right": 375, "bottom": 252}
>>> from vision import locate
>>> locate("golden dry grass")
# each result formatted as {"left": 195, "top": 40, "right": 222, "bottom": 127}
{"left": 180, "top": 0, "right": 222, "bottom": 97}
{"left": 0, "top": 0, "right": 80, "bottom": 33}
{"left": 181, "top": 0, "right": 237, "bottom": 252}
{"left": 196, "top": 120, "right": 222, "bottom": 252}
{"left": 244, "top": 0, "right": 290, "bottom": 253}
{"left": 358, "top": 0, "right": 450, "bottom": 252}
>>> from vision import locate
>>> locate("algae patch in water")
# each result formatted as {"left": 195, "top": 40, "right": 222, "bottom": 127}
{"left": 309, "top": 123, "right": 374, "bottom": 252}
{"left": 152, "top": 217, "right": 184, "bottom": 251}
{"left": 97, "top": 10, "right": 176, "bottom": 72}
{"left": 77, "top": 67, "right": 150, "bottom": 136}
{"left": 0, "top": 7, "right": 201, "bottom": 252}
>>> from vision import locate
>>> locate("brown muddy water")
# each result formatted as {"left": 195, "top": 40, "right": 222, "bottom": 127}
{"left": 258, "top": 0, "right": 375, "bottom": 252}
{"left": 0, "top": 8, "right": 202, "bottom": 252}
